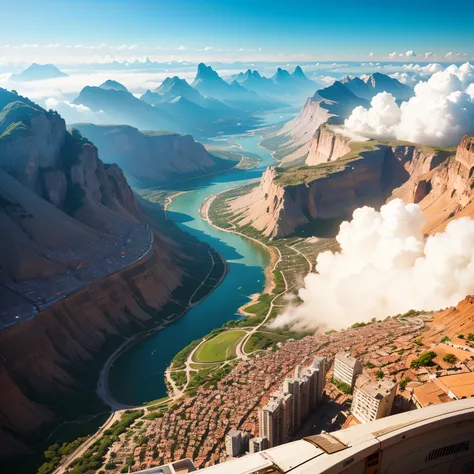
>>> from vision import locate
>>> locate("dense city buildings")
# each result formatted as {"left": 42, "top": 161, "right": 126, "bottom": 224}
{"left": 351, "top": 376, "right": 397, "bottom": 423}
{"left": 119, "top": 317, "right": 425, "bottom": 471}
{"left": 333, "top": 352, "right": 363, "bottom": 388}
{"left": 259, "top": 357, "right": 327, "bottom": 447}
{"left": 224, "top": 430, "right": 249, "bottom": 457}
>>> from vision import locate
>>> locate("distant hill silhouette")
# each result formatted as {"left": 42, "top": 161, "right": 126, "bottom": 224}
{"left": 10, "top": 63, "right": 68, "bottom": 81}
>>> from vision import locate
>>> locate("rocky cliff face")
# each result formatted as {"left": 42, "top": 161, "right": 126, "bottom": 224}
{"left": 0, "top": 244, "right": 181, "bottom": 456}
{"left": 273, "top": 97, "right": 332, "bottom": 164}
{"left": 74, "top": 124, "right": 234, "bottom": 186}
{"left": 0, "top": 90, "right": 202, "bottom": 458}
{"left": 306, "top": 125, "right": 352, "bottom": 166}
{"left": 0, "top": 105, "right": 65, "bottom": 194}
{"left": 263, "top": 81, "right": 368, "bottom": 165}
{"left": 232, "top": 133, "right": 452, "bottom": 238}
{"left": 230, "top": 168, "right": 310, "bottom": 237}
{"left": 390, "top": 136, "right": 473, "bottom": 234}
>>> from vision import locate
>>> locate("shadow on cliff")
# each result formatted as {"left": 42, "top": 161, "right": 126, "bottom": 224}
{"left": 294, "top": 217, "right": 343, "bottom": 239}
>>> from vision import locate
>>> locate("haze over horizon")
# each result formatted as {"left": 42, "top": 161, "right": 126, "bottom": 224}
{"left": 1, "top": 0, "right": 474, "bottom": 66}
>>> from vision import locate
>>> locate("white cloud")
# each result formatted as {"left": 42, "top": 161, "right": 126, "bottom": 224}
{"left": 345, "top": 92, "right": 401, "bottom": 137}
{"left": 45, "top": 97, "right": 105, "bottom": 124}
{"left": 392, "top": 63, "right": 445, "bottom": 84}
{"left": 271, "top": 200, "right": 474, "bottom": 332}
{"left": 204, "top": 46, "right": 213, "bottom": 51}
{"left": 178, "top": 45, "right": 186, "bottom": 51}
{"left": 313, "top": 75, "right": 337, "bottom": 86}
{"left": 446, "top": 52, "right": 453, "bottom": 58}
{"left": 345, "top": 62, "right": 474, "bottom": 146}
{"left": 389, "top": 52, "right": 397, "bottom": 57}
{"left": 403, "top": 63, "right": 444, "bottom": 74}
{"left": 405, "top": 50, "right": 416, "bottom": 57}
{"left": 389, "top": 72, "right": 412, "bottom": 85}
{"left": 425, "top": 52, "right": 433, "bottom": 58}
{"left": 369, "top": 52, "right": 374, "bottom": 57}
{"left": 116, "top": 44, "right": 137, "bottom": 51}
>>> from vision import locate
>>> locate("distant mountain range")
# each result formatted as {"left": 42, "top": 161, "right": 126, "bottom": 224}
{"left": 191, "top": 63, "right": 284, "bottom": 112}
{"left": 10, "top": 63, "right": 68, "bottom": 82}
{"left": 264, "top": 74, "right": 413, "bottom": 164}
{"left": 341, "top": 72, "right": 414, "bottom": 102}
{"left": 70, "top": 63, "right": 296, "bottom": 136}
{"left": 45, "top": 63, "right": 414, "bottom": 142}
{"left": 232, "top": 65, "right": 317, "bottom": 102}
{"left": 73, "top": 86, "right": 180, "bottom": 132}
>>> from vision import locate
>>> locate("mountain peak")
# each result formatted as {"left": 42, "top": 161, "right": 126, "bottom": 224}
{"left": 272, "top": 68, "right": 291, "bottom": 82}
{"left": 195, "top": 63, "right": 220, "bottom": 81}
{"left": 292, "top": 65, "right": 305, "bottom": 78}
{"left": 99, "top": 79, "right": 128, "bottom": 92}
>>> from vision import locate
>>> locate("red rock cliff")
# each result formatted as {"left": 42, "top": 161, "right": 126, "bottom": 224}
{"left": 306, "top": 125, "right": 352, "bottom": 166}
{"left": 390, "top": 136, "right": 473, "bottom": 234}
{"left": 232, "top": 131, "right": 450, "bottom": 238}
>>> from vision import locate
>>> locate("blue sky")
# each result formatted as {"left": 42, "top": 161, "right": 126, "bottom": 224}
{"left": 1, "top": 0, "right": 473, "bottom": 64}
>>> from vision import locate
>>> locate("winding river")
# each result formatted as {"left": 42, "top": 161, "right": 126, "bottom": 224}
{"left": 108, "top": 113, "right": 294, "bottom": 406}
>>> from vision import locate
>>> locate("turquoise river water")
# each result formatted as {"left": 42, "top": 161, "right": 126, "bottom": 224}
{"left": 108, "top": 114, "right": 293, "bottom": 406}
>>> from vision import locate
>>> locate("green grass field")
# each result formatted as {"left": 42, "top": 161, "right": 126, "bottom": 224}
{"left": 193, "top": 330, "right": 246, "bottom": 362}
{"left": 244, "top": 331, "right": 287, "bottom": 353}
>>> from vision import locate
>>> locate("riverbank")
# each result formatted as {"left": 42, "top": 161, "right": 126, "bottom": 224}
{"left": 200, "top": 191, "right": 278, "bottom": 296}
{"left": 97, "top": 248, "right": 228, "bottom": 410}
{"left": 47, "top": 248, "right": 229, "bottom": 474}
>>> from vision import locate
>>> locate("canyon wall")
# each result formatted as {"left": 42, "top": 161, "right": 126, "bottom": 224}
{"left": 262, "top": 81, "right": 369, "bottom": 165}
{"left": 306, "top": 125, "right": 352, "bottom": 166}
{"left": 390, "top": 136, "right": 474, "bottom": 234}
{"left": 74, "top": 124, "right": 235, "bottom": 186}
{"left": 232, "top": 127, "right": 454, "bottom": 238}
{"left": 0, "top": 89, "right": 208, "bottom": 458}
{"left": 0, "top": 244, "right": 182, "bottom": 456}
{"left": 271, "top": 97, "right": 332, "bottom": 164}
{"left": 229, "top": 167, "right": 310, "bottom": 238}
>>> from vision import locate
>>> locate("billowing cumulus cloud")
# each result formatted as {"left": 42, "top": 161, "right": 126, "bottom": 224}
{"left": 270, "top": 200, "right": 474, "bottom": 332}
{"left": 344, "top": 92, "right": 401, "bottom": 137}
{"left": 345, "top": 62, "right": 474, "bottom": 146}
{"left": 405, "top": 50, "right": 417, "bottom": 57}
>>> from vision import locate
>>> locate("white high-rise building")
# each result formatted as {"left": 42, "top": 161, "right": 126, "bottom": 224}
{"left": 351, "top": 377, "right": 397, "bottom": 423}
{"left": 259, "top": 397, "right": 283, "bottom": 447}
{"left": 283, "top": 377, "right": 301, "bottom": 429}
{"left": 312, "top": 356, "right": 326, "bottom": 406}
{"left": 260, "top": 357, "right": 327, "bottom": 448}
{"left": 249, "top": 436, "right": 269, "bottom": 453}
{"left": 333, "top": 352, "right": 362, "bottom": 388}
